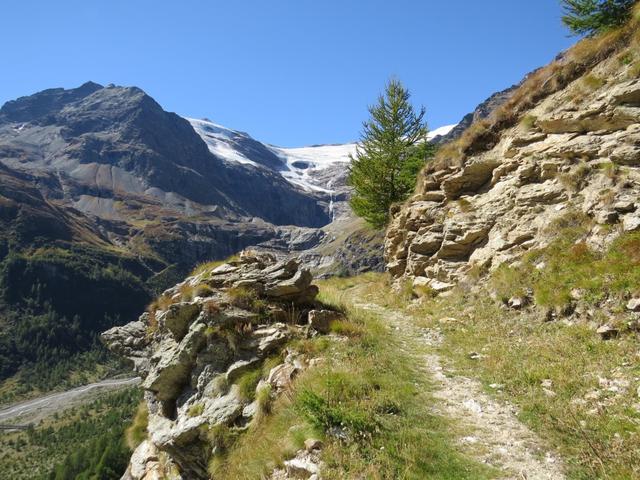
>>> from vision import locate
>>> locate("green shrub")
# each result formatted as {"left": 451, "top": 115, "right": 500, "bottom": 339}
{"left": 187, "top": 403, "right": 204, "bottom": 417}
{"left": 237, "top": 368, "right": 263, "bottom": 401}
{"left": 125, "top": 402, "right": 149, "bottom": 449}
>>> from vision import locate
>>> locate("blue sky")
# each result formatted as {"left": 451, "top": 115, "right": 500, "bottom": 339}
{"left": 0, "top": 1, "right": 575, "bottom": 146}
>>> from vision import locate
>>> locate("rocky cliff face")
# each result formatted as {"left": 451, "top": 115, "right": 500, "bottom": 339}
{"left": 385, "top": 37, "right": 640, "bottom": 293}
{"left": 102, "top": 253, "right": 335, "bottom": 479}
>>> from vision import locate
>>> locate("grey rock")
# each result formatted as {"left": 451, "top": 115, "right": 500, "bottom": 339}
{"left": 626, "top": 298, "right": 640, "bottom": 312}
{"left": 596, "top": 325, "right": 619, "bottom": 340}
{"left": 614, "top": 200, "right": 636, "bottom": 213}
{"left": 160, "top": 302, "right": 201, "bottom": 340}
{"left": 623, "top": 215, "right": 640, "bottom": 232}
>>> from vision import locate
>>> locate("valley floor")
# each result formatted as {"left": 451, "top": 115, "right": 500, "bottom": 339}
{"left": 0, "top": 376, "right": 140, "bottom": 427}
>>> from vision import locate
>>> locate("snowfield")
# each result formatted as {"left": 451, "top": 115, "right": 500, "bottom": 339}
{"left": 427, "top": 124, "right": 457, "bottom": 140}
{"left": 271, "top": 143, "right": 357, "bottom": 193}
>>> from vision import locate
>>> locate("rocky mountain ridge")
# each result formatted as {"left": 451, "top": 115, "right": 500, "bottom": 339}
{"left": 385, "top": 32, "right": 640, "bottom": 295}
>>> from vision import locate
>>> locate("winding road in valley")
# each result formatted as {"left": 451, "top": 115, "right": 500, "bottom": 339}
{"left": 0, "top": 377, "right": 141, "bottom": 427}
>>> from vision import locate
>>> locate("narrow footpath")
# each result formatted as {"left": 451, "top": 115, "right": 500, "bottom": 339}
{"left": 354, "top": 300, "right": 566, "bottom": 480}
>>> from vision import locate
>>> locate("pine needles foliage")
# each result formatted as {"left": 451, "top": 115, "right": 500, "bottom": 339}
{"left": 347, "top": 79, "right": 433, "bottom": 228}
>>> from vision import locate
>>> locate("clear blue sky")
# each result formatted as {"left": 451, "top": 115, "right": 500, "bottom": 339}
{"left": 0, "top": 1, "right": 575, "bottom": 146}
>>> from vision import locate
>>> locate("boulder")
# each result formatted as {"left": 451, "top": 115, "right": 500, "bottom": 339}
{"left": 284, "top": 455, "right": 320, "bottom": 478}
{"left": 596, "top": 324, "right": 619, "bottom": 340}
{"left": 160, "top": 302, "right": 201, "bottom": 340}
{"left": 142, "top": 323, "right": 207, "bottom": 402}
{"left": 101, "top": 253, "right": 336, "bottom": 478}
{"left": 304, "top": 438, "right": 323, "bottom": 452}
{"left": 508, "top": 296, "right": 527, "bottom": 309}
{"left": 442, "top": 160, "right": 500, "bottom": 199}
{"left": 626, "top": 298, "right": 640, "bottom": 312}
{"left": 623, "top": 215, "right": 640, "bottom": 232}
{"left": 614, "top": 200, "right": 636, "bottom": 213}
{"left": 267, "top": 363, "right": 299, "bottom": 392}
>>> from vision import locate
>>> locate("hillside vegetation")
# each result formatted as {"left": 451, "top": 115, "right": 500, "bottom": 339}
{"left": 0, "top": 388, "right": 141, "bottom": 479}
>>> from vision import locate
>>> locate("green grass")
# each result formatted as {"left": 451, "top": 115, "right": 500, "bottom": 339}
{"left": 125, "top": 401, "right": 149, "bottom": 449}
{"left": 336, "top": 229, "right": 640, "bottom": 478}
{"left": 188, "top": 402, "right": 205, "bottom": 418}
{"left": 210, "top": 279, "right": 494, "bottom": 480}
{"left": 491, "top": 226, "right": 640, "bottom": 309}
{"left": 191, "top": 255, "right": 240, "bottom": 277}
{"left": 520, "top": 114, "right": 538, "bottom": 131}
{"left": 581, "top": 74, "right": 606, "bottom": 90}
{"left": 413, "top": 290, "right": 640, "bottom": 480}
{"left": 236, "top": 368, "right": 263, "bottom": 402}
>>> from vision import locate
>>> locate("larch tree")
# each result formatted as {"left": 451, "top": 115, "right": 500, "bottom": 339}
{"left": 561, "top": 0, "right": 637, "bottom": 35}
{"left": 347, "top": 79, "right": 431, "bottom": 228}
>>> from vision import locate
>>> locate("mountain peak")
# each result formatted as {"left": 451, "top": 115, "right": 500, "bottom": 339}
{"left": 0, "top": 81, "right": 104, "bottom": 124}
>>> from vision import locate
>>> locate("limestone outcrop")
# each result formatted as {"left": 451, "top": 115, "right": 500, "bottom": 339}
{"left": 102, "top": 252, "right": 332, "bottom": 480}
{"left": 385, "top": 47, "right": 640, "bottom": 294}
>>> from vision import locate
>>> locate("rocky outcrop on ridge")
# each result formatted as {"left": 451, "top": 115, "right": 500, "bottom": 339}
{"left": 431, "top": 83, "right": 519, "bottom": 145}
{"left": 386, "top": 44, "right": 640, "bottom": 293}
{"left": 102, "top": 252, "right": 335, "bottom": 480}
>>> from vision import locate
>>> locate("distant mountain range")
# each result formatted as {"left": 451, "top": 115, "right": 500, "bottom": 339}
{"left": 0, "top": 80, "right": 493, "bottom": 385}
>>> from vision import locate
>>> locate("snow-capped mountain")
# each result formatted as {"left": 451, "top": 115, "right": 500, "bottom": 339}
{"left": 187, "top": 117, "right": 456, "bottom": 194}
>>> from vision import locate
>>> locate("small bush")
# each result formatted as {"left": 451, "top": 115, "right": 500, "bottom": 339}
{"left": 617, "top": 51, "right": 634, "bottom": 65}
{"left": 237, "top": 368, "right": 263, "bottom": 401}
{"left": 296, "top": 389, "right": 377, "bottom": 435}
{"left": 598, "top": 160, "right": 620, "bottom": 180}
{"left": 520, "top": 114, "right": 538, "bottom": 131}
{"left": 227, "top": 286, "right": 263, "bottom": 312}
{"left": 457, "top": 198, "right": 475, "bottom": 213}
{"left": 187, "top": 402, "right": 204, "bottom": 417}
{"left": 328, "top": 318, "right": 365, "bottom": 337}
{"left": 629, "top": 60, "right": 640, "bottom": 78}
{"left": 558, "top": 162, "right": 591, "bottom": 192}
{"left": 581, "top": 73, "right": 606, "bottom": 90}
{"left": 255, "top": 384, "right": 273, "bottom": 418}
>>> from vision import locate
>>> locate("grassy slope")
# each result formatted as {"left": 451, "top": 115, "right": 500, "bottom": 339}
{"left": 211, "top": 282, "right": 494, "bottom": 479}
{"left": 335, "top": 225, "right": 640, "bottom": 479}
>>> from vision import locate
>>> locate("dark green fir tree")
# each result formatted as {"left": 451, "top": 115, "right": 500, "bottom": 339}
{"left": 561, "top": 0, "right": 636, "bottom": 35}
{"left": 347, "top": 79, "right": 432, "bottom": 228}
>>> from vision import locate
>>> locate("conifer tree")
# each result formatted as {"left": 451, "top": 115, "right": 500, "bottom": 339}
{"left": 348, "top": 79, "right": 430, "bottom": 228}
{"left": 561, "top": 0, "right": 636, "bottom": 35}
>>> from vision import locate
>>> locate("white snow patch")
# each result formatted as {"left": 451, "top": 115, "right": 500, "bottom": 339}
{"left": 186, "top": 117, "right": 260, "bottom": 167}
{"left": 427, "top": 123, "right": 457, "bottom": 140}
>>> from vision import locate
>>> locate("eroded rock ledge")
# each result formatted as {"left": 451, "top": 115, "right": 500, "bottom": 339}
{"left": 385, "top": 56, "right": 640, "bottom": 294}
{"left": 102, "top": 253, "right": 333, "bottom": 479}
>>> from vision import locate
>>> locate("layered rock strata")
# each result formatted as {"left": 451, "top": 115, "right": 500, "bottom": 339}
{"left": 386, "top": 55, "right": 640, "bottom": 293}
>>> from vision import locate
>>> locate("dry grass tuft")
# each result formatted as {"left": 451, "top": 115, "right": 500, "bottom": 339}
{"left": 424, "top": 21, "right": 633, "bottom": 177}
{"left": 125, "top": 402, "right": 149, "bottom": 450}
